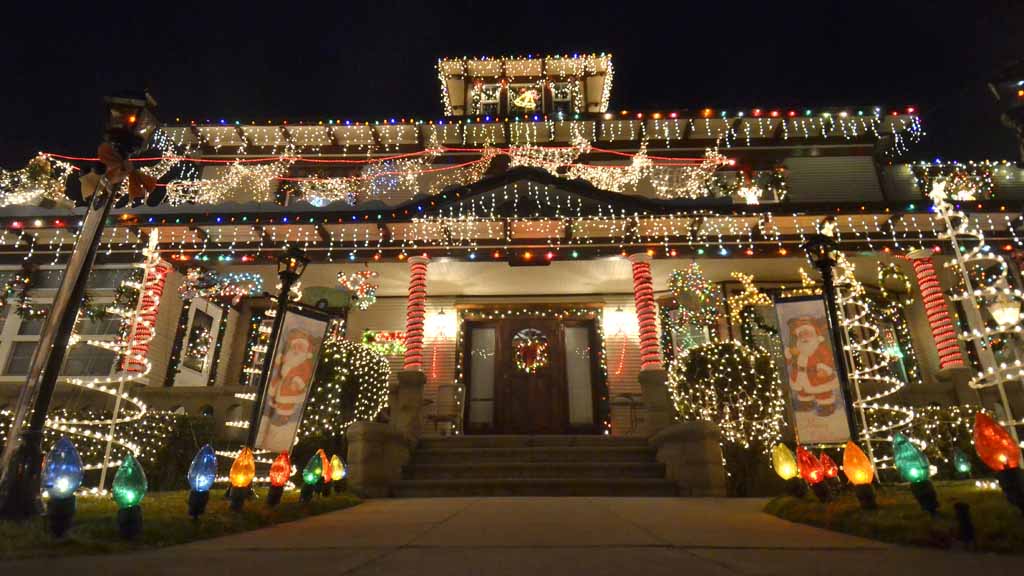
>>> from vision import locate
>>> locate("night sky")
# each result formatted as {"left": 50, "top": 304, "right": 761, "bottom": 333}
{"left": 1, "top": 1, "right": 1021, "bottom": 169}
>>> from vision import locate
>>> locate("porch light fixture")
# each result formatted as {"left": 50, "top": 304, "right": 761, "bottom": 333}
{"left": 989, "top": 290, "right": 1021, "bottom": 328}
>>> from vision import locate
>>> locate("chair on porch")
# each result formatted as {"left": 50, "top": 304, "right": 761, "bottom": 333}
{"left": 425, "top": 384, "right": 460, "bottom": 436}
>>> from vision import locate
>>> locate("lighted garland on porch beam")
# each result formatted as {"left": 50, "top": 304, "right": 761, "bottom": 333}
{"left": 451, "top": 307, "right": 611, "bottom": 435}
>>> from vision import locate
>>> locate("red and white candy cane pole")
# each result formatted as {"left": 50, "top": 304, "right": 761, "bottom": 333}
{"left": 403, "top": 256, "right": 429, "bottom": 371}
{"left": 628, "top": 253, "right": 662, "bottom": 370}
{"left": 907, "top": 251, "right": 964, "bottom": 369}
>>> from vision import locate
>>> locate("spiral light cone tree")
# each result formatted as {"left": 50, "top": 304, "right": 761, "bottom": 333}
{"left": 833, "top": 254, "right": 915, "bottom": 473}
{"left": 929, "top": 181, "right": 1024, "bottom": 441}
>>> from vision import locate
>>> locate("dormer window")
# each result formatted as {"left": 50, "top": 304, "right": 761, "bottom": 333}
{"left": 474, "top": 83, "right": 501, "bottom": 116}
{"left": 551, "top": 82, "right": 573, "bottom": 117}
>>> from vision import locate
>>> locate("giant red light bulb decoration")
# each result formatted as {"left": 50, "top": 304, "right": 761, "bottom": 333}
{"left": 797, "top": 446, "right": 831, "bottom": 502}
{"left": 974, "top": 412, "right": 1024, "bottom": 512}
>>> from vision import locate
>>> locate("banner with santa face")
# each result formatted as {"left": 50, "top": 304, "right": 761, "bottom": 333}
{"left": 255, "top": 308, "right": 329, "bottom": 453}
{"left": 773, "top": 296, "right": 851, "bottom": 445}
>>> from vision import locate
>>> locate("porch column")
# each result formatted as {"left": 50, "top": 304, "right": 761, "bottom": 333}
{"left": 907, "top": 251, "right": 964, "bottom": 369}
{"left": 627, "top": 253, "right": 662, "bottom": 370}
{"left": 403, "top": 256, "right": 429, "bottom": 371}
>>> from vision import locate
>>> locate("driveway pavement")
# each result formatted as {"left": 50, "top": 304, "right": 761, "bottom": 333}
{"left": 3, "top": 497, "right": 1019, "bottom": 575}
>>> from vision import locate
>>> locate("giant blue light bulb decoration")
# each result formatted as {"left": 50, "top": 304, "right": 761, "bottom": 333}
{"left": 42, "top": 437, "right": 82, "bottom": 537}
{"left": 42, "top": 437, "right": 83, "bottom": 499}
{"left": 187, "top": 444, "right": 217, "bottom": 518}
{"left": 187, "top": 444, "right": 217, "bottom": 493}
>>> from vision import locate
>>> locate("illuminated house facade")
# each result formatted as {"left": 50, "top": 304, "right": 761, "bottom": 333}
{"left": 1, "top": 53, "right": 1023, "bottom": 494}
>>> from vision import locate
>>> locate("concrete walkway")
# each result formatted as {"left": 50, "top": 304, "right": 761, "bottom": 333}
{"left": 4, "top": 497, "right": 1020, "bottom": 575}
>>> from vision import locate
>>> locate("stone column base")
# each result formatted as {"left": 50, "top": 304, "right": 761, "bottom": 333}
{"left": 346, "top": 421, "right": 415, "bottom": 498}
{"left": 638, "top": 369, "right": 673, "bottom": 436}
{"left": 392, "top": 370, "right": 426, "bottom": 438}
{"left": 649, "top": 422, "right": 727, "bottom": 497}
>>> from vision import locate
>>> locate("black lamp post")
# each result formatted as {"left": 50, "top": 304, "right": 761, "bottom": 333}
{"left": 232, "top": 246, "right": 309, "bottom": 510}
{"left": 800, "top": 232, "right": 861, "bottom": 443}
{"left": 0, "top": 92, "right": 158, "bottom": 520}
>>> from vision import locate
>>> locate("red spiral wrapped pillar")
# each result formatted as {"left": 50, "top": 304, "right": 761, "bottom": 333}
{"left": 907, "top": 251, "right": 964, "bottom": 369}
{"left": 121, "top": 259, "right": 171, "bottom": 373}
{"left": 403, "top": 256, "right": 429, "bottom": 370}
{"left": 628, "top": 253, "right": 662, "bottom": 370}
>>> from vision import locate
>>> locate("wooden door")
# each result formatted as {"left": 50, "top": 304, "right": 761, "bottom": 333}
{"left": 495, "top": 318, "right": 567, "bottom": 434}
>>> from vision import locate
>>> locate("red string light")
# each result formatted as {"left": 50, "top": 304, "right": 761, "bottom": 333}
{"left": 403, "top": 257, "right": 429, "bottom": 370}
{"left": 909, "top": 255, "right": 963, "bottom": 368}
{"left": 630, "top": 257, "right": 662, "bottom": 370}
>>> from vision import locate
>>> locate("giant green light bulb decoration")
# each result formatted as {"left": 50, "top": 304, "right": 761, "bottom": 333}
{"left": 112, "top": 454, "right": 148, "bottom": 538}
{"left": 300, "top": 452, "right": 323, "bottom": 503}
{"left": 892, "top": 434, "right": 938, "bottom": 514}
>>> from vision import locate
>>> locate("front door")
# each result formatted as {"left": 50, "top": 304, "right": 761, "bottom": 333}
{"left": 495, "top": 318, "right": 566, "bottom": 434}
{"left": 462, "top": 314, "right": 602, "bottom": 435}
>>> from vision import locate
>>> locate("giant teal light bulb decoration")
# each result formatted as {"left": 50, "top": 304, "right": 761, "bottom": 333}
{"left": 112, "top": 454, "right": 148, "bottom": 539}
{"left": 892, "top": 433, "right": 939, "bottom": 514}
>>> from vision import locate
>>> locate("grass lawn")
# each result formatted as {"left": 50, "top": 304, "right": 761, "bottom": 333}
{"left": 0, "top": 488, "right": 360, "bottom": 560}
{"left": 765, "top": 480, "right": 1024, "bottom": 553}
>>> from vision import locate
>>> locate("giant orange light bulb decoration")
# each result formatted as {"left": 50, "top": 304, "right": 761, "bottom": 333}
{"left": 266, "top": 452, "right": 292, "bottom": 508}
{"left": 228, "top": 447, "right": 256, "bottom": 511}
{"left": 974, "top": 412, "right": 1024, "bottom": 513}
{"left": 842, "top": 441, "right": 877, "bottom": 509}
{"left": 973, "top": 412, "right": 1020, "bottom": 471}
{"left": 318, "top": 449, "right": 333, "bottom": 497}
{"left": 797, "top": 446, "right": 831, "bottom": 502}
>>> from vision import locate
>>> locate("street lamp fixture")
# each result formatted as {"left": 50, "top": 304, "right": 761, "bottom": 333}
{"left": 277, "top": 245, "right": 310, "bottom": 284}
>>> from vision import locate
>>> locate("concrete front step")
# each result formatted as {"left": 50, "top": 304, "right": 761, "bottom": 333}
{"left": 416, "top": 435, "right": 650, "bottom": 450}
{"left": 392, "top": 478, "right": 678, "bottom": 497}
{"left": 410, "top": 446, "right": 658, "bottom": 465}
{"left": 404, "top": 461, "right": 666, "bottom": 480}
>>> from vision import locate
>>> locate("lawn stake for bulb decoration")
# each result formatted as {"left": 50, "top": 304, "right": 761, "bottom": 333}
{"left": 771, "top": 443, "right": 806, "bottom": 497}
{"left": 266, "top": 452, "right": 291, "bottom": 508}
{"left": 228, "top": 448, "right": 256, "bottom": 512}
{"left": 973, "top": 412, "right": 1024, "bottom": 513}
{"left": 842, "top": 441, "right": 877, "bottom": 509}
{"left": 892, "top": 433, "right": 938, "bottom": 514}
{"left": 796, "top": 446, "right": 831, "bottom": 502}
{"left": 112, "top": 454, "right": 147, "bottom": 539}
{"left": 41, "top": 437, "right": 83, "bottom": 537}
{"left": 186, "top": 444, "right": 217, "bottom": 519}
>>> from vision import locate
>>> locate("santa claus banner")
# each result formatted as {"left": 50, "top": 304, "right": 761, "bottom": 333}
{"left": 255, "top": 308, "right": 329, "bottom": 453}
{"left": 773, "top": 296, "right": 852, "bottom": 444}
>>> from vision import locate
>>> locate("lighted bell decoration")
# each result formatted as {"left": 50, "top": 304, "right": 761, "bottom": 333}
{"left": 796, "top": 446, "right": 831, "bottom": 502}
{"left": 186, "top": 444, "right": 217, "bottom": 519}
{"left": 819, "top": 453, "right": 839, "bottom": 480}
{"left": 952, "top": 448, "right": 972, "bottom": 477}
{"left": 842, "top": 441, "right": 877, "bottom": 510}
{"left": 973, "top": 412, "right": 1024, "bottom": 513}
{"left": 228, "top": 447, "right": 256, "bottom": 511}
{"left": 331, "top": 454, "right": 347, "bottom": 494}
{"left": 892, "top": 434, "right": 938, "bottom": 514}
{"left": 112, "top": 454, "right": 147, "bottom": 539}
{"left": 973, "top": 412, "right": 1020, "bottom": 472}
{"left": 41, "top": 437, "right": 82, "bottom": 537}
{"left": 267, "top": 452, "right": 291, "bottom": 508}
{"left": 771, "top": 443, "right": 806, "bottom": 498}
{"left": 300, "top": 452, "right": 323, "bottom": 503}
